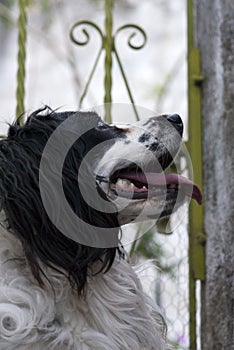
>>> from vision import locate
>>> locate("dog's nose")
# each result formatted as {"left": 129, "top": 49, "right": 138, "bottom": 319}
{"left": 166, "top": 114, "right": 183, "bottom": 136}
{"left": 166, "top": 114, "right": 182, "bottom": 125}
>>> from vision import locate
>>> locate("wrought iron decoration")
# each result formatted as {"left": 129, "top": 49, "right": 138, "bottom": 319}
{"left": 70, "top": 0, "right": 147, "bottom": 122}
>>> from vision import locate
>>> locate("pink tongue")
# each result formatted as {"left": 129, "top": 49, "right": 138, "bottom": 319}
{"left": 118, "top": 172, "right": 202, "bottom": 205}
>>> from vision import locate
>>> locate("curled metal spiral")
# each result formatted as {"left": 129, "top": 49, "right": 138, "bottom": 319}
{"left": 70, "top": 19, "right": 147, "bottom": 121}
{"left": 114, "top": 24, "right": 147, "bottom": 50}
{"left": 70, "top": 21, "right": 104, "bottom": 109}
{"left": 70, "top": 20, "right": 104, "bottom": 46}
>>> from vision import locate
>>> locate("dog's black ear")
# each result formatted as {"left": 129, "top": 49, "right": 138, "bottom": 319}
{"left": 0, "top": 109, "right": 122, "bottom": 295}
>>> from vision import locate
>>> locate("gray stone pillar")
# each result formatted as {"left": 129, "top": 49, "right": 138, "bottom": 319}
{"left": 194, "top": 1, "right": 234, "bottom": 349}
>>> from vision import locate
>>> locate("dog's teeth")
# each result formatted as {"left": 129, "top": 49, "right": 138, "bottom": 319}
{"left": 116, "top": 179, "right": 124, "bottom": 186}
{"left": 116, "top": 178, "right": 132, "bottom": 189}
{"left": 142, "top": 186, "right": 147, "bottom": 190}
{"left": 130, "top": 183, "right": 135, "bottom": 189}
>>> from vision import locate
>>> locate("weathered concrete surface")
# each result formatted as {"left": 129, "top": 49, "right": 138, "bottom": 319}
{"left": 195, "top": 0, "right": 234, "bottom": 349}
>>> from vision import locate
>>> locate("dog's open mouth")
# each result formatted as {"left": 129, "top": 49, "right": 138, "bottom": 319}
{"left": 99, "top": 166, "right": 202, "bottom": 205}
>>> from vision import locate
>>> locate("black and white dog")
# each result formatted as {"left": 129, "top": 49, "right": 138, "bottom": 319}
{"left": 0, "top": 107, "right": 201, "bottom": 349}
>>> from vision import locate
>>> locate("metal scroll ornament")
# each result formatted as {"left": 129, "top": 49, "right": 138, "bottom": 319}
{"left": 70, "top": 2, "right": 147, "bottom": 123}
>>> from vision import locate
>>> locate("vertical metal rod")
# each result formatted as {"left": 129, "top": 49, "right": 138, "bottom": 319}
{"left": 187, "top": 0, "right": 205, "bottom": 349}
{"left": 16, "top": 0, "right": 28, "bottom": 123}
{"left": 104, "top": 0, "right": 114, "bottom": 123}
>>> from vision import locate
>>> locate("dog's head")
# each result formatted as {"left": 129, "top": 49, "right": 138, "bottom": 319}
{"left": 0, "top": 107, "right": 201, "bottom": 293}
{"left": 95, "top": 114, "right": 201, "bottom": 225}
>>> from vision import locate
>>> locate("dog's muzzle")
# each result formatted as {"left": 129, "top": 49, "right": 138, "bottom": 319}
{"left": 95, "top": 114, "right": 202, "bottom": 223}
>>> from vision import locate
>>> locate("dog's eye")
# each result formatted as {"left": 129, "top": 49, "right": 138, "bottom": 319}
{"left": 96, "top": 121, "right": 109, "bottom": 130}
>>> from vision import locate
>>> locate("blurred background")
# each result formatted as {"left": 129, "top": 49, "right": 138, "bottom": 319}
{"left": 0, "top": 0, "right": 187, "bottom": 131}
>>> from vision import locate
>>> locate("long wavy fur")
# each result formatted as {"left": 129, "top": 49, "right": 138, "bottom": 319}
{"left": 0, "top": 107, "right": 167, "bottom": 349}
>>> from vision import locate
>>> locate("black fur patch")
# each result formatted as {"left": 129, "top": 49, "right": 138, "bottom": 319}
{"left": 138, "top": 133, "right": 151, "bottom": 143}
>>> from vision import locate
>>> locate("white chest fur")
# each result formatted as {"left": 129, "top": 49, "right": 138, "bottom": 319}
{"left": 0, "top": 226, "right": 166, "bottom": 350}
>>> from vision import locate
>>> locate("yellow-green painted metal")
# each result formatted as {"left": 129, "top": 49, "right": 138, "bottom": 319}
{"left": 104, "top": 0, "right": 114, "bottom": 123}
{"left": 187, "top": 1, "right": 206, "bottom": 349}
{"left": 16, "top": 0, "right": 28, "bottom": 124}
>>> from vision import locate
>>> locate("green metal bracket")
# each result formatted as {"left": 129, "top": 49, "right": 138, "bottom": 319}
{"left": 187, "top": 1, "right": 206, "bottom": 349}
